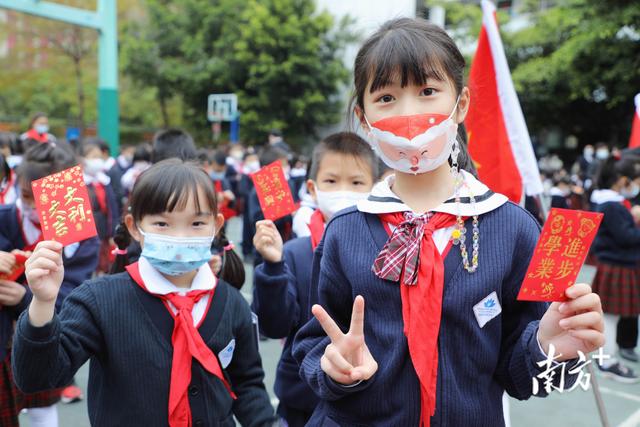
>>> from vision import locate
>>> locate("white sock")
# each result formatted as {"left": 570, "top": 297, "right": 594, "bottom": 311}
{"left": 600, "top": 313, "right": 620, "bottom": 368}
{"left": 27, "top": 404, "right": 59, "bottom": 427}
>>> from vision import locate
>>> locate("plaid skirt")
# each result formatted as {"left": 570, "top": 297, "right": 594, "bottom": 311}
{"left": 0, "top": 355, "right": 61, "bottom": 427}
{"left": 591, "top": 260, "right": 640, "bottom": 316}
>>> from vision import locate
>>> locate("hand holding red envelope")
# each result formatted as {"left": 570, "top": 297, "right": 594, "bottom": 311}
{"left": 0, "top": 253, "right": 28, "bottom": 282}
{"left": 517, "top": 208, "right": 603, "bottom": 302}
{"left": 31, "top": 165, "right": 98, "bottom": 247}
{"left": 250, "top": 161, "right": 296, "bottom": 221}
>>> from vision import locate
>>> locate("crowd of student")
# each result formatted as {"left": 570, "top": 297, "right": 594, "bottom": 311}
{"left": 0, "top": 16, "right": 634, "bottom": 427}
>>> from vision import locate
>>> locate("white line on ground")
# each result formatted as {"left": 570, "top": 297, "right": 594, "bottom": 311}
{"left": 599, "top": 386, "right": 640, "bottom": 404}
{"left": 617, "top": 408, "right": 640, "bottom": 427}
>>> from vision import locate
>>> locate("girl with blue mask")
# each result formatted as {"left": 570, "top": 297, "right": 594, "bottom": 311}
{"left": 16, "top": 159, "right": 276, "bottom": 426}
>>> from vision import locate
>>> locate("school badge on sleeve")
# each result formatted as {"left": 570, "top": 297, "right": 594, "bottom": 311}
{"left": 31, "top": 165, "right": 98, "bottom": 246}
{"left": 517, "top": 208, "right": 603, "bottom": 302}
{"left": 250, "top": 160, "right": 296, "bottom": 221}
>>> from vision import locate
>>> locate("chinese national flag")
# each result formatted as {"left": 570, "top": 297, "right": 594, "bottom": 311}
{"left": 629, "top": 93, "right": 640, "bottom": 149}
{"left": 466, "top": 0, "right": 543, "bottom": 203}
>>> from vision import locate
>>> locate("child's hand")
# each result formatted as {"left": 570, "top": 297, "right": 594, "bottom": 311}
{"left": 313, "top": 296, "right": 378, "bottom": 385}
{"left": 25, "top": 241, "right": 64, "bottom": 304}
{"left": 253, "top": 220, "right": 283, "bottom": 263}
{"left": 538, "top": 283, "right": 605, "bottom": 361}
{"left": 0, "top": 280, "right": 27, "bottom": 306}
{"left": 0, "top": 251, "right": 16, "bottom": 274}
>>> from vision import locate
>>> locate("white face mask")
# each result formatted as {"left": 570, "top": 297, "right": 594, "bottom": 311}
{"left": 244, "top": 161, "right": 261, "bottom": 174}
{"left": 315, "top": 188, "right": 369, "bottom": 220}
{"left": 364, "top": 98, "right": 459, "bottom": 175}
{"left": 596, "top": 149, "right": 609, "bottom": 160}
{"left": 84, "top": 158, "right": 105, "bottom": 176}
{"left": 621, "top": 183, "right": 640, "bottom": 200}
{"left": 34, "top": 124, "right": 49, "bottom": 134}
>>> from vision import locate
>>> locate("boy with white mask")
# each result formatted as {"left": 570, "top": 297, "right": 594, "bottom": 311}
{"left": 251, "top": 132, "right": 377, "bottom": 426}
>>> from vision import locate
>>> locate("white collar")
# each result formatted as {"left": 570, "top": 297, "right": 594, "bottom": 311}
{"left": 138, "top": 256, "right": 216, "bottom": 295}
{"left": 84, "top": 171, "right": 111, "bottom": 186}
{"left": 357, "top": 169, "right": 508, "bottom": 216}
{"left": 590, "top": 189, "right": 624, "bottom": 204}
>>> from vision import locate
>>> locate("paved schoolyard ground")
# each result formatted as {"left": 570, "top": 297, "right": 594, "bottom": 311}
{"left": 20, "top": 218, "right": 640, "bottom": 427}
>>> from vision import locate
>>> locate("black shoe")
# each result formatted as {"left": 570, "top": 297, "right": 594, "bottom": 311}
{"left": 619, "top": 348, "right": 640, "bottom": 363}
{"left": 598, "top": 362, "right": 640, "bottom": 384}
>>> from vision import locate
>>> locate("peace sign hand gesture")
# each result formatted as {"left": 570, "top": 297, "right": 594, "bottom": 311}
{"left": 312, "top": 296, "right": 378, "bottom": 385}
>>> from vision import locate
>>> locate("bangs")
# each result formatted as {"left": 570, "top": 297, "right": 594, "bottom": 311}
{"left": 365, "top": 29, "right": 449, "bottom": 94}
{"left": 130, "top": 159, "right": 217, "bottom": 221}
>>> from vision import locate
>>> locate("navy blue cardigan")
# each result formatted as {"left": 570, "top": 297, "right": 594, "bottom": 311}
{"left": 252, "top": 237, "right": 318, "bottom": 415}
{"left": 0, "top": 203, "right": 99, "bottom": 361}
{"left": 12, "top": 272, "right": 276, "bottom": 427}
{"left": 293, "top": 203, "right": 577, "bottom": 426}
{"left": 592, "top": 201, "right": 640, "bottom": 266}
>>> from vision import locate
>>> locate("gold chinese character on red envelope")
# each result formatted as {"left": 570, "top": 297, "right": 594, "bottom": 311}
{"left": 250, "top": 161, "right": 296, "bottom": 221}
{"left": 517, "top": 208, "right": 603, "bottom": 302}
{"left": 31, "top": 165, "right": 98, "bottom": 246}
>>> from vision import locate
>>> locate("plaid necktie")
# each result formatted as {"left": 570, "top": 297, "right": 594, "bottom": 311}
{"left": 372, "top": 211, "right": 433, "bottom": 286}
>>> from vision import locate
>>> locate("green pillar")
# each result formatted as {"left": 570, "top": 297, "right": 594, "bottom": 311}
{"left": 97, "top": 0, "right": 119, "bottom": 155}
{"left": 0, "top": 0, "right": 120, "bottom": 154}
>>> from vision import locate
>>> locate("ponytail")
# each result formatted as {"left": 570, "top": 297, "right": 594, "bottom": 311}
{"left": 214, "top": 229, "right": 245, "bottom": 290}
{"left": 454, "top": 123, "right": 478, "bottom": 178}
{"left": 110, "top": 222, "right": 131, "bottom": 274}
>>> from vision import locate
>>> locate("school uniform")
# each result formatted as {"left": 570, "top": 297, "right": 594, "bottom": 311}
{"left": 0, "top": 169, "right": 18, "bottom": 205}
{"left": 0, "top": 201, "right": 99, "bottom": 425}
{"left": 85, "top": 172, "right": 120, "bottom": 272}
{"left": 12, "top": 258, "right": 276, "bottom": 427}
{"left": 252, "top": 235, "right": 318, "bottom": 425}
{"left": 293, "top": 171, "right": 579, "bottom": 427}
{"left": 590, "top": 189, "right": 640, "bottom": 317}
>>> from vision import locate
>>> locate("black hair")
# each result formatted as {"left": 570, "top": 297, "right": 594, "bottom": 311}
{"left": 132, "top": 143, "right": 152, "bottom": 163}
{"left": 17, "top": 142, "right": 77, "bottom": 186}
{"left": 0, "top": 153, "right": 9, "bottom": 182}
{"left": 196, "top": 148, "right": 212, "bottom": 166}
{"left": 351, "top": 17, "right": 475, "bottom": 175}
{"left": 258, "top": 146, "right": 288, "bottom": 167}
{"left": 152, "top": 128, "right": 197, "bottom": 163}
{"left": 269, "top": 129, "right": 282, "bottom": 137}
{"left": 29, "top": 112, "right": 48, "bottom": 128}
{"left": 595, "top": 155, "right": 640, "bottom": 189}
{"left": 82, "top": 136, "right": 110, "bottom": 155}
{"left": 213, "top": 229, "right": 245, "bottom": 290}
{"left": 111, "top": 159, "right": 243, "bottom": 287}
{"left": 213, "top": 150, "right": 227, "bottom": 167}
{"left": 308, "top": 132, "right": 378, "bottom": 181}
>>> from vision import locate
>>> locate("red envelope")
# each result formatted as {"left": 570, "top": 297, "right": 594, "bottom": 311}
{"left": 31, "top": 165, "right": 98, "bottom": 247}
{"left": 517, "top": 208, "right": 603, "bottom": 302}
{"left": 0, "top": 254, "right": 28, "bottom": 282}
{"left": 251, "top": 161, "right": 296, "bottom": 221}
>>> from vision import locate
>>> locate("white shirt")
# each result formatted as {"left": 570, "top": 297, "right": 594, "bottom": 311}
{"left": 138, "top": 257, "right": 217, "bottom": 326}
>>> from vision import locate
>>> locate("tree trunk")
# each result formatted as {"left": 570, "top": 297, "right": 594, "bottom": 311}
{"left": 159, "top": 92, "right": 170, "bottom": 128}
{"left": 73, "top": 55, "right": 86, "bottom": 137}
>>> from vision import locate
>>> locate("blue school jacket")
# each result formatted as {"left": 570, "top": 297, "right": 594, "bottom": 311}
{"left": 0, "top": 204, "right": 99, "bottom": 360}
{"left": 12, "top": 272, "right": 276, "bottom": 427}
{"left": 293, "top": 202, "right": 579, "bottom": 426}
{"left": 252, "top": 237, "right": 318, "bottom": 415}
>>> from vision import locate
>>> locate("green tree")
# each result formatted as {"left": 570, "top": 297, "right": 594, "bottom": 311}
{"left": 121, "top": 0, "right": 353, "bottom": 145}
{"left": 506, "top": 0, "right": 640, "bottom": 147}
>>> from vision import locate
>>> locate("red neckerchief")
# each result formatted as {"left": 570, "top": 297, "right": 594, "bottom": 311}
{"left": 373, "top": 212, "right": 457, "bottom": 427}
{"left": 623, "top": 199, "right": 632, "bottom": 211}
{"left": 0, "top": 170, "right": 15, "bottom": 205}
{"left": 89, "top": 182, "right": 108, "bottom": 214}
{"left": 308, "top": 209, "right": 325, "bottom": 251}
{"left": 125, "top": 262, "right": 236, "bottom": 427}
{"left": 24, "top": 129, "right": 50, "bottom": 143}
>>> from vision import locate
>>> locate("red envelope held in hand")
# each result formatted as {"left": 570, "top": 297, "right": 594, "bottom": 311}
{"left": 250, "top": 161, "right": 296, "bottom": 221}
{"left": 31, "top": 165, "right": 98, "bottom": 247}
{"left": 517, "top": 208, "right": 603, "bottom": 302}
{"left": 0, "top": 254, "right": 28, "bottom": 282}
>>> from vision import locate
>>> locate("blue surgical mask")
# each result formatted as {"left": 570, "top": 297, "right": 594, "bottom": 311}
{"left": 34, "top": 124, "right": 49, "bottom": 134}
{"left": 210, "top": 171, "right": 225, "bottom": 181}
{"left": 139, "top": 228, "right": 214, "bottom": 276}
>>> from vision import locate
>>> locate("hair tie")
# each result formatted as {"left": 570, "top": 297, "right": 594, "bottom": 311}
{"left": 112, "top": 248, "right": 128, "bottom": 256}
{"left": 223, "top": 242, "right": 235, "bottom": 252}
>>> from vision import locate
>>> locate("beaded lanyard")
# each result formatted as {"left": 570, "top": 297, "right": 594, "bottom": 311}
{"left": 449, "top": 140, "right": 480, "bottom": 273}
